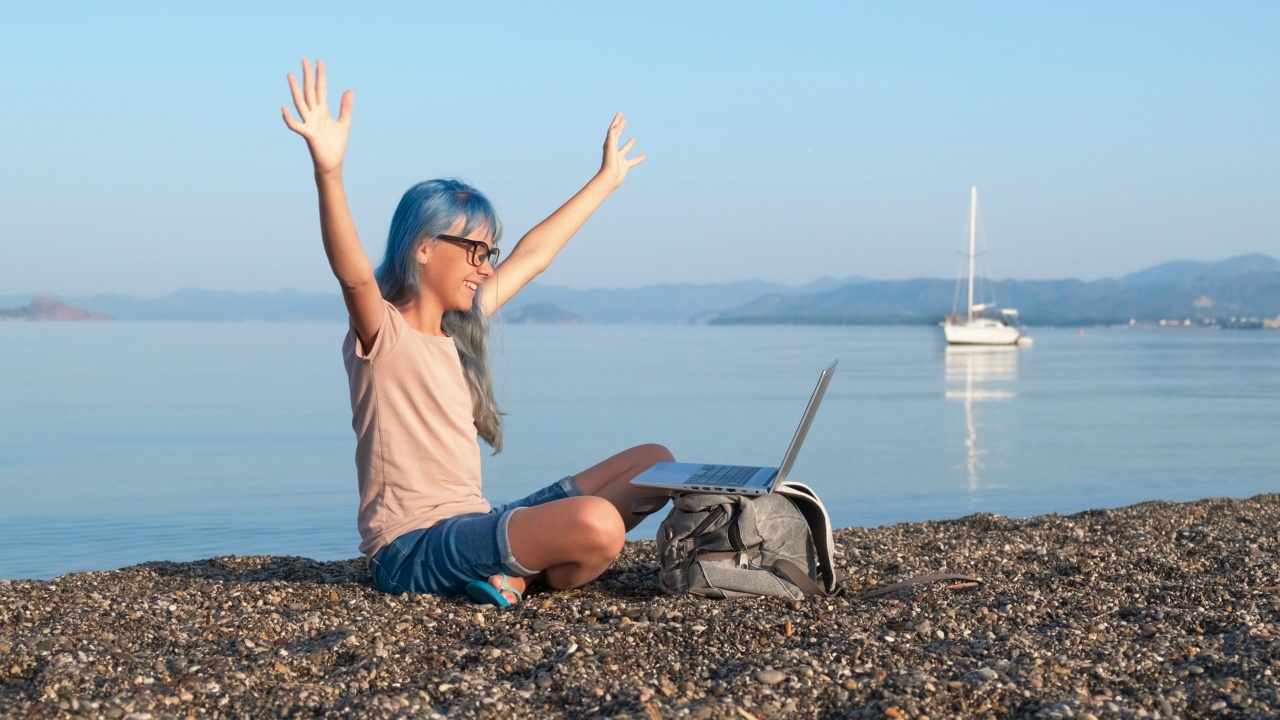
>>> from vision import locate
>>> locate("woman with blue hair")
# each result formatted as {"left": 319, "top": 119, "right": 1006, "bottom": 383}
{"left": 283, "top": 59, "right": 672, "bottom": 606}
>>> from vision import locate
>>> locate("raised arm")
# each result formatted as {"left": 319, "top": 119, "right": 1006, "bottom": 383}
{"left": 480, "top": 113, "right": 645, "bottom": 316}
{"left": 282, "top": 59, "right": 384, "bottom": 346}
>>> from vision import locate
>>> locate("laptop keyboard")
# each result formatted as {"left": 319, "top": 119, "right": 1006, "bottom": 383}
{"left": 693, "top": 464, "right": 759, "bottom": 487}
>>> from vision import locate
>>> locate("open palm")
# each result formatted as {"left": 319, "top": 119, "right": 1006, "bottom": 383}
{"left": 281, "top": 59, "right": 353, "bottom": 175}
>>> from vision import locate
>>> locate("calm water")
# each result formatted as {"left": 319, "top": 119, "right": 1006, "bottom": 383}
{"left": 2, "top": 323, "right": 1278, "bottom": 580}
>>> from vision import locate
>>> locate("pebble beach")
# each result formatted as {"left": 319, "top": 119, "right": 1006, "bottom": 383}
{"left": 3, "top": 494, "right": 1279, "bottom": 719}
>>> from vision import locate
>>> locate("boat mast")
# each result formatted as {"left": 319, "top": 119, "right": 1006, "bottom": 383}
{"left": 967, "top": 186, "right": 977, "bottom": 322}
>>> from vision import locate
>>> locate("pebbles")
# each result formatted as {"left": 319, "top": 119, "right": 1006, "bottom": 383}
{"left": 3, "top": 494, "right": 1280, "bottom": 718}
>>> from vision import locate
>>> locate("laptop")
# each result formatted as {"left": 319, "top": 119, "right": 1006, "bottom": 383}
{"left": 630, "top": 360, "right": 837, "bottom": 496}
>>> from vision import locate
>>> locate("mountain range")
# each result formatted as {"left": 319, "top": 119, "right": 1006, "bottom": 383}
{"left": 1, "top": 254, "right": 1277, "bottom": 325}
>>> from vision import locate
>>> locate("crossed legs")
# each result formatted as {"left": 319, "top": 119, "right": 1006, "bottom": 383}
{"left": 480, "top": 443, "right": 674, "bottom": 603}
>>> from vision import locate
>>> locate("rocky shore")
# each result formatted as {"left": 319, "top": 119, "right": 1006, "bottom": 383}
{"left": 3, "top": 494, "right": 1279, "bottom": 719}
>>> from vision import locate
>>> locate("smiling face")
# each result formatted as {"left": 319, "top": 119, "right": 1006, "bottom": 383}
{"left": 416, "top": 217, "right": 496, "bottom": 314}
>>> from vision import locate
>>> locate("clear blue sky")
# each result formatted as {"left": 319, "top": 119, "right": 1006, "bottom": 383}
{"left": 2, "top": 2, "right": 1276, "bottom": 296}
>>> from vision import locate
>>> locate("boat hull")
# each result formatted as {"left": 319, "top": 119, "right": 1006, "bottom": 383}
{"left": 943, "top": 320, "right": 1021, "bottom": 346}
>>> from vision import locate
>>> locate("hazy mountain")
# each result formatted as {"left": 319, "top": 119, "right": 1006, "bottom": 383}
{"left": 499, "top": 303, "right": 585, "bottom": 325}
{"left": 0, "top": 278, "right": 861, "bottom": 325}
{"left": 3, "top": 257, "right": 1276, "bottom": 325}
{"left": 0, "top": 289, "right": 344, "bottom": 322}
{"left": 1119, "top": 253, "right": 1280, "bottom": 286}
{"left": 712, "top": 255, "right": 1280, "bottom": 325}
{"left": 0, "top": 296, "right": 110, "bottom": 322}
{"left": 508, "top": 276, "right": 865, "bottom": 324}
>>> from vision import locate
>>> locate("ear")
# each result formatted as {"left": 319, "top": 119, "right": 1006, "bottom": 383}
{"left": 417, "top": 239, "right": 434, "bottom": 266}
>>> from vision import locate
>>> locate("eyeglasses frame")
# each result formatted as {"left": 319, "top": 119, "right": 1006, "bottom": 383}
{"left": 436, "top": 234, "right": 500, "bottom": 268}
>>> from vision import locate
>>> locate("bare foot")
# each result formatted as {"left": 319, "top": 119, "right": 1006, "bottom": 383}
{"left": 486, "top": 573, "right": 529, "bottom": 605}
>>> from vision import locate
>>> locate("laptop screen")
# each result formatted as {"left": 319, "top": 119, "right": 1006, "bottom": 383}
{"left": 774, "top": 360, "right": 837, "bottom": 484}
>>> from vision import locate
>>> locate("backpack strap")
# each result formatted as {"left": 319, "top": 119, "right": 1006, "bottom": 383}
{"left": 859, "top": 572, "right": 984, "bottom": 599}
{"left": 771, "top": 558, "right": 833, "bottom": 597}
{"left": 775, "top": 481, "right": 844, "bottom": 595}
{"left": 776, "top": 482, "right": 980, "bottom": 599}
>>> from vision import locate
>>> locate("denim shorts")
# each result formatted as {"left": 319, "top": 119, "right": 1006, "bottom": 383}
{"left": 369, "top": 476, "right": 581, "bottom": 596}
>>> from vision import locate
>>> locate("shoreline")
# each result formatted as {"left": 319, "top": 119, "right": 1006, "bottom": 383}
{"left": 3, "top": 494, "right": 1279, "bottom": 719}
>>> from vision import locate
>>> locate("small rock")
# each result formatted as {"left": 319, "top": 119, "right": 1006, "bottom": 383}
{"left": 754, "top": 669, "right": 786, "bottom": 685}
{"left": 967, "top": 667, "right": 999, "bottom": 682}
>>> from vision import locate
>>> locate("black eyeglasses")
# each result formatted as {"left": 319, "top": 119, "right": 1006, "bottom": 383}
{"left": 437, "top": 234, "right": 500, "bottom": 267}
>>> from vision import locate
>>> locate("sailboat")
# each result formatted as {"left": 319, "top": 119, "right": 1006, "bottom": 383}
{"left": 942, "top": 187, "right": 1029, "bottom": 346}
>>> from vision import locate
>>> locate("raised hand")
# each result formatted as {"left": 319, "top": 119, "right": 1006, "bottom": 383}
{"left": 281, "top": 59, "right": 353, "bottom": 176}
{"left": 598, "top": 112, "right": 646, "bottom": 189}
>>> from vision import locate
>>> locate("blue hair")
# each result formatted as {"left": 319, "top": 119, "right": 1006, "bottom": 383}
{"left": 373, "top": 179, "right": 506, "bottom": 451}
{"left": 375, "top": 179, "right": 503, "bottom": 305}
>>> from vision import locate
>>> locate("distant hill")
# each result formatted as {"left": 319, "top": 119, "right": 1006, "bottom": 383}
{"left": 0, "top": 278, "right": 863, "bottom": 325}
{"left": 0, "top": 296, "right": 110, "bottom": 322}
{"left": 507, "top": 276, "right": 865, "bottom": 324}
{"left": 3, "top": 256, "right": 1276, "bottom": 326}
{"left": 1119, "top": 253, "right": 1280, "bottom": 286}
{"left": 0, "top": 289, "right": 345, "bottom": 322}
{"left": 711, "top": 255, "right": 1280, "bottom": 325}
{"left": 498, "top": 302, "right": 585, "bottom": 325}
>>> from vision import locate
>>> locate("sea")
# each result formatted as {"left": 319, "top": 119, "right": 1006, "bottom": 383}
{"left": 2, "top": 322, "right": 1278, "bottom": 581}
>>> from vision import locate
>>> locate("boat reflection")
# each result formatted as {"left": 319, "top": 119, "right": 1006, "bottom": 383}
{"left": 944, "top": 346, "right": 1019, "bottom": 493}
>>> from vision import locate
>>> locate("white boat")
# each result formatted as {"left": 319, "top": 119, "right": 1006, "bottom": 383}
{"left": 942, "top": 187, "right": 1029, "bottom": 346}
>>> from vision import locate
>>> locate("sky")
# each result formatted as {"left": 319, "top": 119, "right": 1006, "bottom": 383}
{"left": 1, "top": 1, "right": 1277, "bottom": 296}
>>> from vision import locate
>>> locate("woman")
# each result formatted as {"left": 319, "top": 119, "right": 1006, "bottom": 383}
{"left": 282, "top": 59, "right": 672, "bottom": 606}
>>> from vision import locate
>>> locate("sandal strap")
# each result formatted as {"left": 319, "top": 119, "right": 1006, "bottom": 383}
{"left": 497, "top": 574, "right": 524, "bottom": 603}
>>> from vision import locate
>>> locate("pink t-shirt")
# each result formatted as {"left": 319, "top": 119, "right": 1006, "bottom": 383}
{"left": 343, "top": 302, "right": 489, "bottom": 557}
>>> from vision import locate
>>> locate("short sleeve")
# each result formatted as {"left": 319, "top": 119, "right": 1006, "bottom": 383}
{"left": 346, "top": 301, "right": 402, "bottom": 364}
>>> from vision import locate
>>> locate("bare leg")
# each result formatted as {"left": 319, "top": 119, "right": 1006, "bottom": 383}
{"left": 491, "top": 495, "right": 625, "bottom": 599}
{"left": 479, "top": 444, "right": 674, "bottom": 603}
{"left": 571, "top": 443, "right": 675, "bottom": 530}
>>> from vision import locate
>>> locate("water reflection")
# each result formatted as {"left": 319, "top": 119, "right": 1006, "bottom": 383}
{"left": 944, "top": 346, "right": 1019, "bottom": 493}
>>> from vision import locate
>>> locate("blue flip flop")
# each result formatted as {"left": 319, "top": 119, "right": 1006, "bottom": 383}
{"left": 465, "top": 574, "right": 523, "bottom": 607}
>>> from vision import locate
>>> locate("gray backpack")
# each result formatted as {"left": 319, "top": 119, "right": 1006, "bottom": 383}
{"left": 645, "top": 481, "right": 984, "bottom": 600}
{"left": 654, "top": 481, "right": 844, "bottom": 599}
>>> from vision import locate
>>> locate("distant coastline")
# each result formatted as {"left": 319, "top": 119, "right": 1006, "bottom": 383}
{"left": 0, "top": 296, "right": 110, "bottom": 322}
{"left": 2, "top": 253, "right": 1278, "bottom": 327}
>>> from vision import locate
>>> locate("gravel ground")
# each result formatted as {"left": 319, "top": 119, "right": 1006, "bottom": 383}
{"left": 3, "top": 494, "right": 1280, "bottom": 719}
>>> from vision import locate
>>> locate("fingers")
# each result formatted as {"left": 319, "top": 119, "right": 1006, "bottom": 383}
{"left": 287, "top": 72, "right": 307, "bottom": 118}
{"left": 337, "top": 89, "right": 354, "bottom": 124}
{"left": 606, "top": 112, "right": 625, "bottom": 140}
{"left": 615, "top": 131, "right": 642, "bottom": 163}
{"left": 301, "top": 59, "right": 316, "bottom": 109}
{"left": 281, "top": 106, "right": 301, "bottom": 133}
{"left": 316, "top": 59, "right": 328, "bottom": 108}
{"left": 287, "top": 58, "right": 351, "bottom": 131}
